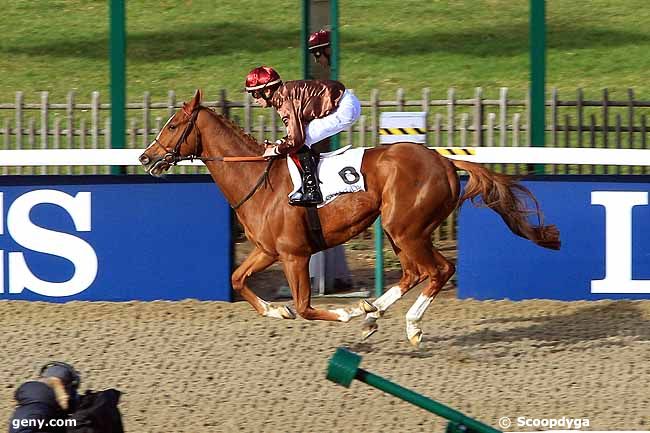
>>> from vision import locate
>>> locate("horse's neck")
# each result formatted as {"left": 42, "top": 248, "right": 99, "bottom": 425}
{"left": 199, "top": 111, "right": 277, "bottom": 209}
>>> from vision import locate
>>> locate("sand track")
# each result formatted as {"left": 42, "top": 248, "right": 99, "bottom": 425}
{"left": 2, "top": 292, "right": 649, "bottom": 432}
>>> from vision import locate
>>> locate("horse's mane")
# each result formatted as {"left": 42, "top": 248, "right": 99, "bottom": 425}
{"left": 204, "top": 107, "right": 264, "bottom": 154}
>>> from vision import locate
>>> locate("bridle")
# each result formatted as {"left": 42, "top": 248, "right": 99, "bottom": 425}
{"left": 151, "top": 105, "right": 203, "bottom": 170}
{"left": 149, "top": 105, "right": 275, "bottom": 210}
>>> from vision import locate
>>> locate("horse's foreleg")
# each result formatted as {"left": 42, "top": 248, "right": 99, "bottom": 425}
{"left": 232, "top": 247, "right": 295, "bottom": 319}
{"left": 282, "top": 255, "right": 371, "bottom": 322}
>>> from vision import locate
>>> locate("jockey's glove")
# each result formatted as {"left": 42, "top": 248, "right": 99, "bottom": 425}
{"left": 263, "top": 138, "right": 286, "bottom": 148}
{"left": 262, "top": 145, "right": 281, "bottom": 158}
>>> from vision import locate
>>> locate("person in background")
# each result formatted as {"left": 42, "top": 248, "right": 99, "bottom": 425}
{"left": 306, "top": 28, "right": 356, "bottom": 293}
{"left": 308, "top": 29, "right": 332, "bottom": 70}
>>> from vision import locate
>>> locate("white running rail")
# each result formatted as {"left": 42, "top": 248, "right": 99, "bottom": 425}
{"left": 0, "top": 147, "right": 649, "bottom": 166}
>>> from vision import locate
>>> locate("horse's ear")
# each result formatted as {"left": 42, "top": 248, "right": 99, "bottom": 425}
{"left": 188, "top": 89, "right": 203, "bottom": 111}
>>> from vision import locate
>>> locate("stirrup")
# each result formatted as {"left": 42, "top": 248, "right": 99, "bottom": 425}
{"left": 289, "top": 189, "right": 322, "bottom": 206}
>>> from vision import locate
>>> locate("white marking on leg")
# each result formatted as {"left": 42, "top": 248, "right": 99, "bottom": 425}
{"left": 345, "top": 307, "right": 364, "bottom": 319}
{"left": 405, "top": 294, "right": 433, "bottom": 341}
{"left": 259, "top": 299, "right": 272, "bottom": 316}
{"left": 344, "top": 300, "right": 376, "bottom": 319}
{"left": 366, "top": 286, "right": 402, "bottom": 319}
{"left": 260, "top": 299, "right": 288, "bottom": 319}
{"left": 333, "top": 308, "right": 352, "bottom": 322}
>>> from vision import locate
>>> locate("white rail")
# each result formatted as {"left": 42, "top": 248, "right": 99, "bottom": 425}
{"left": 0, "top": 147, "right": 649, "bottom": 166}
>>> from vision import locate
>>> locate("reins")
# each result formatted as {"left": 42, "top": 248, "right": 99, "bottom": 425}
{"left": 177, "top": 155, "right": 268, "bottom": 163}
{"left": 231, "top": 158, "right": 275, "bottom": 210}
{"left": 154, "top": 106, "right": 276, "bottom": 210}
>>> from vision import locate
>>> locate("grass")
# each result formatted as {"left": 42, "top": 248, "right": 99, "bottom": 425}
{"left": 0, "top": 0, "right": 649, "bottom": 104}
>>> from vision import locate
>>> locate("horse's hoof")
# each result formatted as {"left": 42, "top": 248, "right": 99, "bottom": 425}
{"left": 360, "top": 299, "right": 378, "bottom": 313}
{"left": 408, "top": 330, "right": 423, "bottom": 347}
{"left": 281, "top": 305, "right": 296, "bottom": 319}
{"left": 361, "top": 320, "right": 379, "bottom": 340}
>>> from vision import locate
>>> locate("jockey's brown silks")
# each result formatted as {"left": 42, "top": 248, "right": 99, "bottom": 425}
{"left": 269, "top": 80, "right": 345, "bottom": 153}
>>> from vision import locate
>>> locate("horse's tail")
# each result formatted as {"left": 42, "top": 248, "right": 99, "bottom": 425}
{"left": 450, "top": 159, "right": 561, "bottom": 250}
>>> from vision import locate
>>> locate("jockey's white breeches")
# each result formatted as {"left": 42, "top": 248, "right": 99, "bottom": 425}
{"left": 304, "top": 90, "right": 361, "bottom": 148}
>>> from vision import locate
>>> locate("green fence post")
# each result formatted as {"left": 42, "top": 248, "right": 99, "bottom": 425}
{"left": 110, "top": 0, "right": 126, "bottom": 175}
{"left": 374, "top": 218, "right": 384, "bottom": 298}
{"left": 530, "top": 0, "right": 546, "bottom": 174}
{"left": 329, "top": 0, "right": 340, "bottom": 151}
{"left": 301, "top": 0, "right": 310, "bottom": 80}
{"left": 328, "top": 348, "right": 502, "bottom": 433}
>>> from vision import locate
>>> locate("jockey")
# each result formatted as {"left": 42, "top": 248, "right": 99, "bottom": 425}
{"left": 245, "top": 65, "right": 361, "bottom": 207}
{"left": 308, "top": 29, "right": 331, "bottom": 68}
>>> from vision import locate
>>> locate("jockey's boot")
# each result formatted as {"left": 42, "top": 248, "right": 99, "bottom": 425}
{"left": 289, "top": 147, "right": 323, "bottom": 207}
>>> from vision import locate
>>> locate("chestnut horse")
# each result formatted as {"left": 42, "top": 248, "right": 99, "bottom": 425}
{"left": 139, "top": 90, "right": 560, "bottom": 346}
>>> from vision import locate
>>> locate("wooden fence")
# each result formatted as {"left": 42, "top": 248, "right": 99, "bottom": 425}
{"left": 1, "top": 87, "right": 649, "bottom": 241}
{"left": 1, "top": 87, "right": 649, "bottom": 173}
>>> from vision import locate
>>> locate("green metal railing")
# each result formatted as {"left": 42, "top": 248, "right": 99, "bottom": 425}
{"left": 327, "top": 347, "right": 501, "bottom": 433}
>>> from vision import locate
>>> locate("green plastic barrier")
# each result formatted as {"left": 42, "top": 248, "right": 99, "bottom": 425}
{"left": 327, "top": 348, "right": 501, "bottom": 433}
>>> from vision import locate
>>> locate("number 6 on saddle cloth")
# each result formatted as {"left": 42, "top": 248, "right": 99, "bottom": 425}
{"left": 286, "top": 145, "right": 366, "bottom": 207}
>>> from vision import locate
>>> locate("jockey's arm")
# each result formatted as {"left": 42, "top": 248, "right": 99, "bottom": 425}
{"left": 276, "top": 98, "right": 306, "bottom": 155}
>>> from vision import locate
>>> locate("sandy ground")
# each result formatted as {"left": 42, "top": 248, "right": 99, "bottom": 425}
{"left": 1, "top": 290, "right": 650, "bottom": 433}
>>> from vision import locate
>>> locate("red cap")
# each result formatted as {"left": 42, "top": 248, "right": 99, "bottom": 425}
{"left": 245, "top": 66, "right": 282, "bottom": 91}
{"left": 308, "top": 30, "right": 330, "bottom": 51}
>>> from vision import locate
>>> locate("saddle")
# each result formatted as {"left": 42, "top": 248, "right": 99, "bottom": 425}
{"left": 286, "top": 145, "right": 367, "bottom": 251}
{"left": 287, "top": 145, "right": 366, "bottom": 208}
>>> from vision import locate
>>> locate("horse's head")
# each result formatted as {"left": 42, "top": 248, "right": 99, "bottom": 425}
{"left": 139, "top": 89, "right": 204, "bottom": 177}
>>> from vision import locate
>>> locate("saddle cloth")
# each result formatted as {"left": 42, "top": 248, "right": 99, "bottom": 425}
{"left": 287, "top": 145, "right": 367, "bottom": 208}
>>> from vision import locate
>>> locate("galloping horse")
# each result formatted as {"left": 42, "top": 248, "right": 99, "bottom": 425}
{"left": 139, "top": 89, "right": 560, "bottom": 346}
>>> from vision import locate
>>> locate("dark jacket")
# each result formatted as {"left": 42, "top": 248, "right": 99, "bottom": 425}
{"left": 8, "top": 380, "right": 69, "bottom": 433}
{"left": 67, "top": 390, "right": 124, "bottom": 433}
{"left": 269, "top": 79, "right": 346, "bottom": 153}
{"left": 9, "top": 381, "right": 123, "bottom": 433}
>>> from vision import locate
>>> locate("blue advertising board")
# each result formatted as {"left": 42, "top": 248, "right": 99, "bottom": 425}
{"left": 0, "top": 175, "right": 231, "bottom": 302}
{"left": 458, "top": 175, "right": 650, "bottom": 301}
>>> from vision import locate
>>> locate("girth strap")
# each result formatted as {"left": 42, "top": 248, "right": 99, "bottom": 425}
{"left": 306, "top": 207, "right": 327, "bottom": 252}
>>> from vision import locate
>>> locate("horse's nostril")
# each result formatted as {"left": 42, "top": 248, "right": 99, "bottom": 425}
{"left": 139, "top": 154, "right": 150, "bottom": 165}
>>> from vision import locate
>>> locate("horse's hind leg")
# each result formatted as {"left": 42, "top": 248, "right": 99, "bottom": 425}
{"left": 232, "top": 247, "right": 295, "bottom": 319}
{"left": 282, "top": 255, "right": 375, "bottom": 322}
{"left": 361, "top": 235, "right": 425, "bottom": 340}
{"left": 405, "top": 246, "right": 455, "bottom": 346}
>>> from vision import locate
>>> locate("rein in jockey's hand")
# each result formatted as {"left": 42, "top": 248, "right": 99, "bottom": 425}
{"left": 262, "top": 138, "right": 286, "bottom": 158}
{"left": 262, "top": 144, "right": 281, "bottom": 158}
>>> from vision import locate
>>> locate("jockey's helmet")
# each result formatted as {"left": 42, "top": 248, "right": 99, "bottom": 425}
{"left": 308, "top": 29, "right": 330, "bottom": 51}
{"left": 245, "top": 66, "right": 282, "bottom": 93}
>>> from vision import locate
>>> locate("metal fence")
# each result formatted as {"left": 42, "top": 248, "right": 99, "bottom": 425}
{"left": 2, "top": 87, "right": 648, "bottom": 240}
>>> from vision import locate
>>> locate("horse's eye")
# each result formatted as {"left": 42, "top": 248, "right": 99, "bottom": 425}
{"left": 169, "top": 124, "right": 176, "bottom": 130}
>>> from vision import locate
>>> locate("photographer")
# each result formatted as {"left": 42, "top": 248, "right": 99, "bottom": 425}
{"left": 9, "top": 362, "right": 79, "bottom": 433}
{"left": 8, "top": 362, "right": 123, "bottom": 433}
